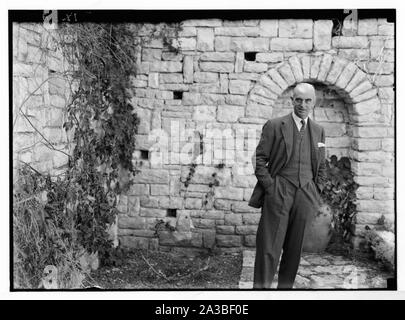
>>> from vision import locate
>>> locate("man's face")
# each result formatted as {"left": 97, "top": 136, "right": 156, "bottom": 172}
{"left": 291, "top": 86, "right": 315, "bottom": 120}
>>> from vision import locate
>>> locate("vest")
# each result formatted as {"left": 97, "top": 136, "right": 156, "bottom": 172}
{"left": 279, "top": 120, "right": 313, "bottom": 188}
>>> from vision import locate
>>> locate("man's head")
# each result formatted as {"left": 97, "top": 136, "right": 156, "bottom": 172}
{"left": 291, "top": 83, "right": 316, "bottom": 120}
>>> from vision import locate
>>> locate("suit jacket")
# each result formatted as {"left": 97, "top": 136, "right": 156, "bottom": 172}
{"left": 248, "top": 113, "right": 327, "bottom": 208}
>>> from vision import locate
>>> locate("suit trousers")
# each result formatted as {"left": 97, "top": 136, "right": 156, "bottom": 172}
{"left": 253, "top": 175, "right": 320, "bottom": 289}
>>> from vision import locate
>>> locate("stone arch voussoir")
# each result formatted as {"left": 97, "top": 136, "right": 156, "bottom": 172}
{"left": 247, "top": 52, "right": 381, "bottom": 122}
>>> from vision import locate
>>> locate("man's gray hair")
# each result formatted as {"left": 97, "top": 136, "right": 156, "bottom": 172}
{"left": 293, "top": 83, "right": 316, "bottom": 97}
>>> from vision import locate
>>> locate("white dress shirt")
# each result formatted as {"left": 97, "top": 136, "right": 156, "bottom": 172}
{"left": 291, "top": 112, "right": 308, "bottom": 131}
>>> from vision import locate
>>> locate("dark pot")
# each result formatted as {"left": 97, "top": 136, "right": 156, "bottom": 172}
{"left": 303, "top": 203, "right": 333, "bottom": 253}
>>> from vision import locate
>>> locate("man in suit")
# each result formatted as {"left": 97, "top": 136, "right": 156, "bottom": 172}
{"left": 248, "top": 82, "right": 327, "bottom": 289}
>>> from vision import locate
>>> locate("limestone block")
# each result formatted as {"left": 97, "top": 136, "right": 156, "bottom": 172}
{"left": 215, "top": 187, "right": 244, "bottom": 200}
{"left": 229, "top": 73, "right": 260, "bottom": 81}
{"left": 314, "top": 20, "right": 333, "bottom": 50}
{"left": 193, "top": 72, "right": 218, "bottom": 83}
{"left": 178, "top": 26, "right": 197, "bottom": 37}
{"left": 256, "top": 52, "right": 283, "bottom": 63}
{"left": 352, "top": 162, "right": 382, "bottom": 176}
{"left": 217, "top": 105, "right": 245, "bottom": 123}
{"left": 259, "top": 75, "right": 283, "bottom": 95}
{"left": 181, "top": 19, "right": 222, "bottom": 27}
{"left": 225, "top": 94, "right": 247, "bottom": 106}
{"left": 193, "top": 218, "right": 216, "bottom": 229}
{"left": 230, "top": 37, "right": 270, "bottom": 52}
{"left": 244, "top": 235, "right": 256, "bottom": 247}
{"left": 235, "top": 52, "right": 244, "bottom": 73}
{"left": 366, "top": 62, "right": 394, "bottom": 75}
{"left": 162, "top": 51, "right": 183, "bottom": 61}
{"left": 357, "top": 200, "right": 394, "bottom": 214}
{"left": 139, "top": 207, "right": 167, "bottom": 218}
{"left": 381, "top": 138, "right": 394, "bottom": 152}
{"left": 354, "top": 176, "right": 390, "bottom": 187}
{"left": 142, "top": 48, "right": 162, "bottom": 61}
{"left": 267, "top": 69, "right": 289, "bottom": 91}
{"left": 216, "top": 235, "right": 242, "bottom": 247}
{"left": 352, "top": 138, "right": 382, "bottom": 151}
{"left": 214, "top": 37, "right": 232, "bottom": 51}
{"left": 133, "top": 169, "right": 169, "bottom": 184}
{"left": 258, "top": 20, "right": 278, "bottom": 37}
{"left": 326, "top": 57, "right": 348, "bottom": 84}
{"left": 214, "top": 27, "right": 259, "bottom": 37}
{"left": 270, "top": 38, "right": 312, "bottom": 51}
{"left": 345, "top": 70, "right": 367, "bottom": 93}
{"left": 301, "top": 55, "right": 311, "bottom": 80}
{"left": 358, "top": 19, "right": 378, "bottom": 35}
{"left": 352, "top": 126, "right": 388, "bottom": 138}
{"left": 338, "top": 49, "right": 370, "bottom": 61}
{"left": 279, "top": 19, "right": 313, "bottom": 38}
{"left": 140, "top": 196, "right": 159, "bottom": 208}
{"left": 277, "top": 63, "right": 295, "bottom": 86}
{"left": 150, "top": 184, "right": 170, "bottom": 196}
{"left": 242, "top": 213, "right": 261, "bottom": 225}
{"left": 159, "top": 73, "right": 183, "bottom": 83}
{"left": 235, "top": 226, "right": 257, "bottom": 235}
{"left": 317, "top": 54, "right": 334, "bottom": 82}
{"left": 356, "top": 186, "right": 374, "bottom": 200}
{"left": 245, "top": 103, "right": 273, "bottom": 119}
{"left": 193, "top": 105, "right": 216, "bottom": 121}
{"left": 288, "top": 56, "right": 304, "bottom": 82}
{"left": 352, "top": 89, "right": 378, "bottom": 103}
{"left": 332, "top": 36, "right": 369, "bottom": 49}
{"left": 322, "top": 123, "right": 346, "bottom": 137}
{"left": 378, "top": 87, "right": 394, "bottom": 103}
{"left": 178, "top": 37, "right": 196, "bottom": 51}
{"left": 231, "top": 201, "right": 259, "bottom": 213}
{"left": 252, "top": 86, "right": 277, "bottom": 100}
{"left": 185, "top": 198, "right": 203, "bottom": 209}
{"left": 189, "top": 82, "right": 220, "bottom": 93}
{"left": 335, "top": 62, "right": 358, "bottom": 89}
{"left": 309, "top": 54, "right": 322, "bottom": 80}
{"left": 128, "top": 196, "right": 140, "bottom": 216}
{"left": 216, "top": 225, "right": 235, "bottom": 234}
{"left": 197, "top": 28, "right": 214, "bottom": 51}
{"left": 243, "top": 61, "right": 268, "bottom": 73}
{"left": 118, "top": 216, "right": 146, "bottom": 229}
{"left": 148, "top": 73, "right": 159, "bottom": 88}
{"left": 136, "top": 108, "right": 151, "bottom": 134}
{"left": 200, "top": 52, "right": 235, "bottom": 62}
{"left": 150, "top": 61, "right": 182, "bottom": 73}
{"left": 200, "top": 62, "right": 234, "bottom": 73}
{"left": 183, "top": 55, "right": 194, "bottom": 83}
{"left": 373, "top": 187, "right": 394, "bottom": 200}
{"left": 378, "top": 23, "right": 394, "bottom": 36}
{"left": 214, "top": 199, "right": 232, "bottom": 211}
{"left": 229, "top": 80, "right": 252, "bottom": 95}
{"left": 350, "top": 81, "right": 373, "bottom": 97}
{"left": 220, "top": 73, "right": 228, "bottom": 93}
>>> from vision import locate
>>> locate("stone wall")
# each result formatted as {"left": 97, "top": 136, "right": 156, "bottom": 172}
{"left": 12, "top": 19, "right": 395, "bottom": 254}
{"left": 13, "top": 23, "right": 71, "bottom": 177}
{"left": 118, "top": 18, "right": 395, "bottom": 253}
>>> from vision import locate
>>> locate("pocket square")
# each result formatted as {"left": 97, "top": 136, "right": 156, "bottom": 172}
{"left": 317, "top": 142, "right": 326, "bottom": 147}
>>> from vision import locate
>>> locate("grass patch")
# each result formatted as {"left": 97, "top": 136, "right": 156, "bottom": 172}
{"left": 88, "top": 248, "right": 243, "bottom": 289}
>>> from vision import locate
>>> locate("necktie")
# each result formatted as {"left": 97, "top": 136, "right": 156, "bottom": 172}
{"left": 300, "top": 119, "right": 306, "bottom": 135}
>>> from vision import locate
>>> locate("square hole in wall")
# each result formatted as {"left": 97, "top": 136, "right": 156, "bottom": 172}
{"left": 244, "top": 52, "right": 257, "bottom": 61}
{"left": 174, "top": 91, "right": 183, "bottom": 100}
{"left": 140, "top": 150, "right": 149, "bottom": 160}
{"left": 167, "top": 209, "right": 177, "bottom": 217}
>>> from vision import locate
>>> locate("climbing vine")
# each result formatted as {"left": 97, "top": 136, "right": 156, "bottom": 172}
{"left": 57, "top": 22, "right": 181, "bottom": 262}
{"left": 321, "top": 156, "right": 359, "bottom": 241}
